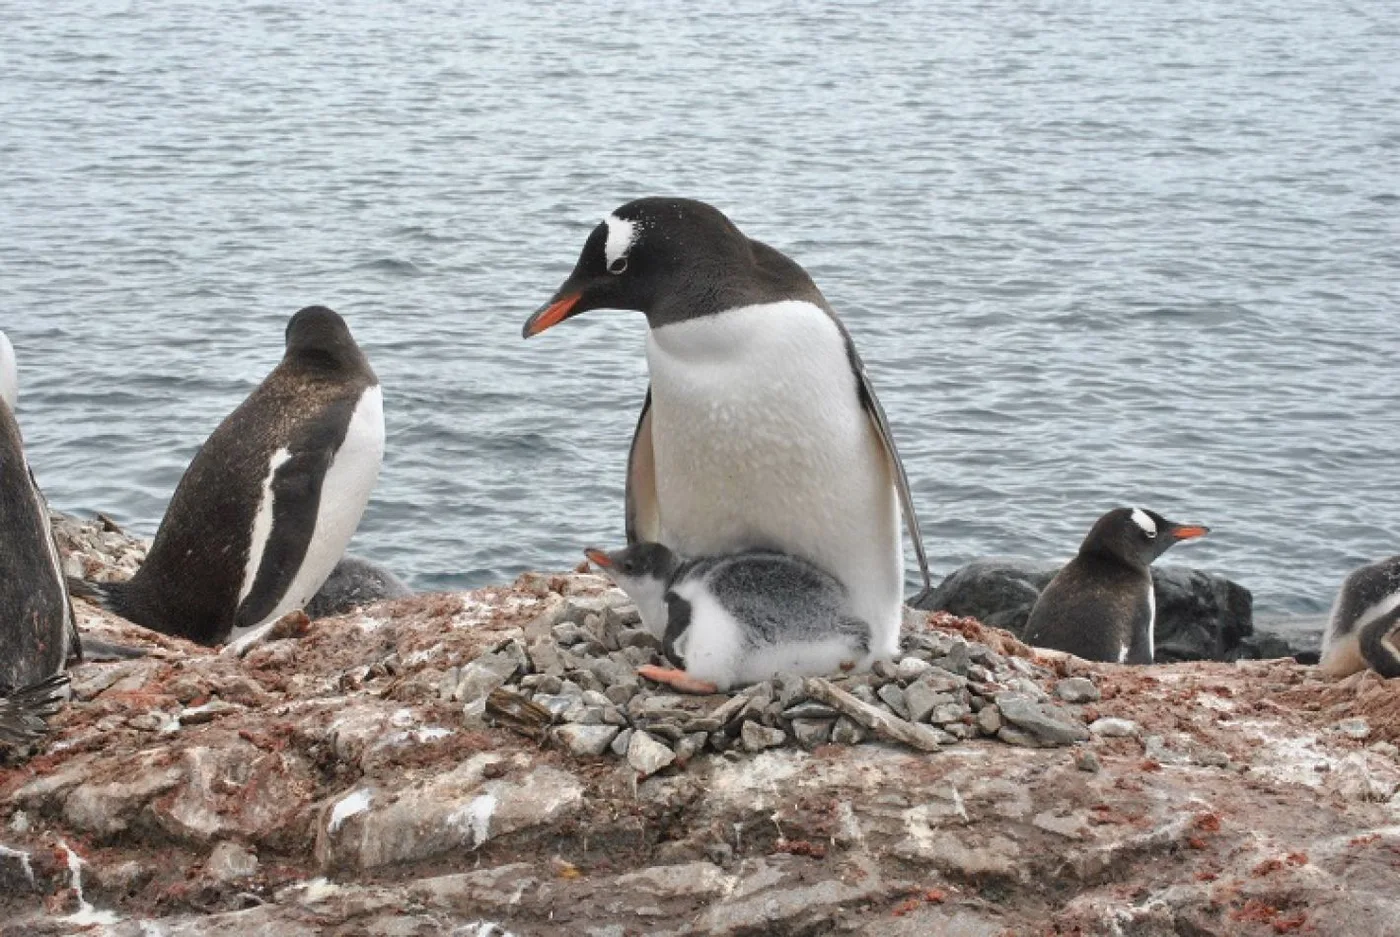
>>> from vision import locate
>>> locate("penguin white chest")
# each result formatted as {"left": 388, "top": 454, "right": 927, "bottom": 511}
{"left": 644, "top": 301, "right": 902, "bottom": 647}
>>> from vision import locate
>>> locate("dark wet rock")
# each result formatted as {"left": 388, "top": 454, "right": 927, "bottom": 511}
{"left": 1152, "top": 564, "right": 1254, "bottom": 662}
{"left": 913, "top": 557, "right": 1060, "bottom": 630}
{"left": 304, "top": 555, "right": 412, "bottom": 619}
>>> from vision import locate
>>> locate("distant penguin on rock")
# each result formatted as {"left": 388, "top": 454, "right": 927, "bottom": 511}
{"left": 585, "top": 542, "right": 874, "bottom": 693}
{"left": 78, "top": 307, "right": 384, "bottom": 652}
{"left": 1, "top": 329, "right": 80, "bottom": 744}
{"left": 1023, "top": 507, "right": 1209, "bottom": 664}
{"left": 525, "top": 197, "right": 933, "bottom": 660}
{"left": 1319, "top": 556, "right": 1400, "bottom": 679}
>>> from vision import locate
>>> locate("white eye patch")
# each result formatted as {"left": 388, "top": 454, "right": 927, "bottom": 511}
{"left": 1130, "top": 507, "right": 1157, "bottom": 537}
{"left": 603, "top": 213, "right": 638, "bottom": 268}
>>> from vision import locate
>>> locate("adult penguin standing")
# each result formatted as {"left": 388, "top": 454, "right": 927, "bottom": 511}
{"left": 76, "top": 307, "right": 384, "bottom": 653}
{"left": 523, "top": 198, "right": 931, "bottom": 658}
{"left": 0, "top": 329, "right": 79, "bottom": 744}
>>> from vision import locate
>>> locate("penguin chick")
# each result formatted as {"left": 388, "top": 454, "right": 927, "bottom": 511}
{"left": 1023, "top": 507, "right": 1209, "bottom": 664}
{"left": 584, "top": 543, "right": 873, "bottom": 693}
{"left": 1319, "top": 555, "right": 1400, "bottom": 679}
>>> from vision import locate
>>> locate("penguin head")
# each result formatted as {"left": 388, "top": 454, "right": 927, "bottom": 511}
{"left": 1081, "top": 507, "right": 1210, "bottom": 569}
{"left": 584, "top": 542, "right": 680, "bottom": 585}
{"left": 584, "top": 542, "right": 680, "bottom": 636}
{"left": 0, "top": 330, "right": 17, "bottom": 412}
{"left": 284, "top": 306, "right": 373, "bottom": 375}
{"left": 523, "top": 198, "right": 758, "bottom": 337}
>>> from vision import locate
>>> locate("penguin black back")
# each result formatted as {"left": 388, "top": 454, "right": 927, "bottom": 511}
{"left": 1023, "top": 507, "right": 1209, "bottom": 664}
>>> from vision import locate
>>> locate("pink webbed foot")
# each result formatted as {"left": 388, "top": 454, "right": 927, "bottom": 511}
{"left": 637, "top": 664, "right": 719, "bottom": 695}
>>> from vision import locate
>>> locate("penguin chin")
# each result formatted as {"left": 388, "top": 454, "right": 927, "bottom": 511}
{"left": 605, "top": 573, "right": 669, "bottom": 640}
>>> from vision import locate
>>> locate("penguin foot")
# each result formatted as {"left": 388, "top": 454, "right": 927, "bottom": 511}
{"left": 637, "top": 665, "right": 718, "bottom": 695}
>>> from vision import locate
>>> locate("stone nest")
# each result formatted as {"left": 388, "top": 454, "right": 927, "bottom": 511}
{"left": 450, "top": 571, "right": 1095, "bottom": 777}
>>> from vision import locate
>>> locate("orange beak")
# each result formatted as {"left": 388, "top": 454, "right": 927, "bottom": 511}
{"left": 583, "top": 547, "right": 613, "bottom": 569}
{"left": 1171, "top": 525, "right": 1210, "bottom": 541}
{"left": 522, "top": 292, "right": 582, "bottom": 338}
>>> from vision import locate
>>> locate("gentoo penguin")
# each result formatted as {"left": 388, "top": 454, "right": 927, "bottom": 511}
{"left": 524, "top": 198, "right": 931, "bottom": 659}
{"left": 80, "top": 307, "right": 383, "bottom": 651}
{"left": 1319, "top": 556, "right": 1400, "bottom": 679}
{"left": 1, "top": 329, "right": 80, "bottom": 732}
{"left": 585, "top": 543, "right": 873, "bottom": 693}
{"left": 1023, "top": 507, "right": 1209, "bottom": 664}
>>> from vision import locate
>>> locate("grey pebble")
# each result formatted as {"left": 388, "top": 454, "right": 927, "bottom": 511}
{"left": 627, "top": 731, "right": 676, "bottom": 776}
{"left": 617, "top": 629, "right": 662, "bottom": 651}
{"left": 996, "top": 694, "right": 1088, "bottom": 746}
{"left": 781, "top": 702, "right": 840, "bottom": 721}
{"left": 674, "top": 731, "right": 708, "bottom": 763}
{"left": 554, "top": 724, "right": 619, "bottom": 757}
{"left": 1088, "top": 717, "right": 1139, "bottom": 738}
{"left": 933, "top": 642, "right": 971, "bottom": 676}
{"left": 831, "top": 716, "right": 867, "bottom": 745}
{"left": 741, "top": 721, "right": 786, "bottom": 752}
{"left": 790, "top": 718, "right": 834, "bottom": 748}
{"left": 1054, "top": 677, "right": 1101, "bottom": 704}
{"left": 876, "top": 683, "right": 910, "bottom": 720}
{"left": 895, "top": 656, "right": 933, "bottom": 681}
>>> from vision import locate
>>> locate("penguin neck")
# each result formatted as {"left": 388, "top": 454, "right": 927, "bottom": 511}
{"left": 1078, "top": 545, "right": 1149, "bottom": 577}
{"left": 287, "top": 345, "right": 375, "bottom": 383}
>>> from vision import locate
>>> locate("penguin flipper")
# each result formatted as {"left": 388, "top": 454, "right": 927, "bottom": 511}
{"left": 1359, "top": 605, "right": 1400, "bottom": 679}
{"left": 624, "top": 387, "right": 660, "bottom": 545}
{"left": 233, "top": 428, "right": 341, "bottom": 630}
{"left": 848, "top": 350, "right": 932, "bottom": 598}
{"left": 0, "top": 673, "right": 69, "bottom": 746}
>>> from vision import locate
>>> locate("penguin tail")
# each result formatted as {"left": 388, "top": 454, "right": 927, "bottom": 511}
{"left": 1359, "top": 606, "right": 1400, "bottom": 679}
{"left": 67, "top": 576, "right": 134, "bottom": 619}
{"left": 63, "top": 578, "right": 149, "bottom": 660}
{"left": 0, "top": 673, "right": 70, "bottom": 746}
{"left": 66, "top": 575, "right": 107, "bottom": 603}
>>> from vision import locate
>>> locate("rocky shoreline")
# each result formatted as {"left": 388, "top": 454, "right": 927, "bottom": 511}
{"left": 1, "top": 514, "right": 1398, "bottom": 936}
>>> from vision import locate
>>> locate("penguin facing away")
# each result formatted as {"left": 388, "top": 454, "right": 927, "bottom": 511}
{"left": 1319, "top": 556, "right": 1400, "bottom": 679}
{"left": 84, "top": 307, "right": 383, "bottom": 651}
{"left": 0, "top": 329, "right": 80, "bottom": 744}
{"left": 1023, "top": 507, "right": 1209, "bottom": 664}
{"left": 585, "top": 543, "right": 874, "bottom": 694}
{"left": 524, "top": 197, "right": 932, "bottom": 660}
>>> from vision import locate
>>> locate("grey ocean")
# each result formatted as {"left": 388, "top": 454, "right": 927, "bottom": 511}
{"left": 3, "top": 1, "right": 1396, "bottom": 622}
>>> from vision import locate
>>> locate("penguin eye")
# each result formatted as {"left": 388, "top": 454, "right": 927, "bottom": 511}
{"left": 608, "top": 257, "right": 628, "bottom": 274}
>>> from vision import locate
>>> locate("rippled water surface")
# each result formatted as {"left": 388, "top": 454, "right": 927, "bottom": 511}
{"left": 3, "top": 0, "right": 1397, "bottom": 614}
